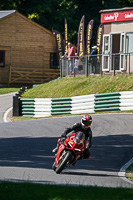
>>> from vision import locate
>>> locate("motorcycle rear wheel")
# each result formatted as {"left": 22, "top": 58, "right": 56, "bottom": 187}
{"left": 56, "top": 151, "right": 72, "bottom": 174}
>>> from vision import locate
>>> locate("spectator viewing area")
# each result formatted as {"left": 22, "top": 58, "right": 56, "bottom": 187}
{"left": 61, "top": 7, "right": 133, "bottom": 77}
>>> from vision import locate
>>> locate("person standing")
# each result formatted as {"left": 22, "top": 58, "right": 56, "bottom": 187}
{"left": 62, "top": 42, "right": 75, "bottom": 74}
{"left": 90, "top": 46, "right": 97, "bottom": 73}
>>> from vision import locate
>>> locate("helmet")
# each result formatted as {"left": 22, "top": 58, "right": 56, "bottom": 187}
{"left": 81, "top": 114, "right": 92, "bottom": 129}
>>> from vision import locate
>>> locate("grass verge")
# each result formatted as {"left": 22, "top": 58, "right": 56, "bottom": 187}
{"left": 0, "top": 182, "right": 133, "bottom": 200}
{"left": 0, "top": 88, "right": 19, "bottom": 94}
{"left": 21, "top": 75, "right": 133, "bottom": 98}
{"left": 126, "top": 164, "right": 133, "bottom": 181}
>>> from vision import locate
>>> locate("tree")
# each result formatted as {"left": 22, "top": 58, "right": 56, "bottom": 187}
{"left": 118, "top": 0, "right": 133, "bottom": 7}
{"left": 0, "top": 0, "right": 133, "bottom": 45}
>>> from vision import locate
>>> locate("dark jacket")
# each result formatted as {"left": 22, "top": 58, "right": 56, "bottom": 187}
{"left": 61, "top": 122, "right": 92, "bottom": 149}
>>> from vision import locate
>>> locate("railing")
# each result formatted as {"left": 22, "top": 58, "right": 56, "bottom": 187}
{"left": 60, "top": 53, "right": 133, "bottom": 77}
{"left": 8, "top": 53, "right": 133, "bottom": 86}
{"left": 60, "top": 54, "right": 102, "bottom": 77}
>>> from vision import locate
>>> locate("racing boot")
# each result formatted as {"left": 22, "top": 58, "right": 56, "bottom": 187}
{"left": 72, "top": 155, "right": 81, "bottom": 166}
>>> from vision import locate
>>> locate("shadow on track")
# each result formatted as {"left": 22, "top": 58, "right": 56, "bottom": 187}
{"left": 0, "top": 134, "right": 133, "bottom": 173}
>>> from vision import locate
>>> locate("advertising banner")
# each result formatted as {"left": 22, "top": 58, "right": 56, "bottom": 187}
{"left": 86, "top": 19, "right": 94, "bottom": 57}
{"left": 77, "top": 15, "right": 85, "bottom": 56}
{"left": 96, "top": 23, "right": 104, "bottom": 61}
{"left": 64, "top": 18, "right": 68, "bottom": 54}
{"left": 53, "top": 30, "right": 64, "bottom": 64}
{"left": 101, "top": 10, "right": 133, "bottom": 23}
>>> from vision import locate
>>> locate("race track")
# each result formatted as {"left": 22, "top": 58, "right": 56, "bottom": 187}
{"left": 0, "top": 114, "right": 133, "bottom": 188}
{"left": 0, "top": 93, "right": 15, "bottom": 122}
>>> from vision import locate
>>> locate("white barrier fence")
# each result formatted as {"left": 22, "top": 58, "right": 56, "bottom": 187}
{"left": 21, "top": 91, "right": 133, "bottom": 117}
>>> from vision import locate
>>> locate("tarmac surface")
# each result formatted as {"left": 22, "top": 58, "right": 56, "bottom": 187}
{"left": 0, "top": 93, "right": 133, "bottom": 187}
{"left": 0, "top": 92, "right": 15, "bottom": 122}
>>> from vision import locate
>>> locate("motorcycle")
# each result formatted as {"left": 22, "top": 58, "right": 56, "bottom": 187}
{"left": 52, "top": 131, "right": 86, "bottom": 174}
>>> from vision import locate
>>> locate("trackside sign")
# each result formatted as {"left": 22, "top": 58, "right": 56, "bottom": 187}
{"left": 101, "top": 10, "right": 133, "bottom": 23}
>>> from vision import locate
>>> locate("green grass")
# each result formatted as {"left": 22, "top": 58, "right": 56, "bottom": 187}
{"left": 126, "top": 164, "right": 133, "bottom": 181}
{"left": 21, "top": 75, "right": 133, "bottom": 98}
{"left": 0, "top": 88, "right": 19, "bottom": 94}
{"left": 0, "top": 182, "right": 133, "bottom": 200}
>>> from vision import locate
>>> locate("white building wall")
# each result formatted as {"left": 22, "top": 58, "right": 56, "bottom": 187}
{"left": 111, "top": 21, "right": 133, "bottom": 33}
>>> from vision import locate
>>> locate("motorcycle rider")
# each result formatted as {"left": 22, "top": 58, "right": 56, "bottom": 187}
{"left": 52, "top": 114, "right": 92, "bottom": 160}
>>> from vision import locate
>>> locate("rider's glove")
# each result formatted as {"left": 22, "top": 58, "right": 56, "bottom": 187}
{"left": 57, "top": 137, "right": 65, "bottom": 145}
{"left": 61, "top": 137, "right": 65, "bottom": 142}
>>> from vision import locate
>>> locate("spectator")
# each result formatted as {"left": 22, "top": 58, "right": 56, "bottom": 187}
{"left": 90, "top": 46, "right": 97, "bottom": 56}
{"left": 62, "top": 42, "right": 76, "bottom": 74}
{"left": 90, "top": 46, "right": 97, "bottom": 73}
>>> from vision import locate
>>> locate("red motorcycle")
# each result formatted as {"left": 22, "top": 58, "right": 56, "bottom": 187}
{"left": 52, "top": 131, "right": 86, "bottom": 174}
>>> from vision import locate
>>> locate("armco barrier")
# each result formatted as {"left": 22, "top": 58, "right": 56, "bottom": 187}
{"left": 119, "top": 91, "right": 133, "bottom": 111}
{"left": 52, "top": 97, "right": 72, "bottom": 115}
{"left": 21, "top": 98, "right": 51, "bottom": 117}
{"left": 20, "top": 91, "right": 133, "bottom": 117}
{"left": 71, "top": 95, "right": 95, "bottom": 114}
{"left": 94, "top": 92, "right": 120, "bottom": 112}
{"left": 21, "top": 98, "right": 35, "bottom": 117}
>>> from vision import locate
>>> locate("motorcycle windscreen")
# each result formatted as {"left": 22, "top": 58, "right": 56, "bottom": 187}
{"left": 73, "top": 131, "right": 85, "bottom": 144}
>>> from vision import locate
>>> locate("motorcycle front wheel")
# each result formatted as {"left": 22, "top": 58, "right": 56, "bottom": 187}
{"left": 56, "top": 151, "right": 72, "bottom": 174}
{"left": 52, "top": 161, "right": 56, "bottom": 171}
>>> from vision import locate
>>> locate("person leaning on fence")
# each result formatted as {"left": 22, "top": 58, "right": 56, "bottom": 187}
{"left": 62, "top": 42, "right": 76, "bottom": 74}
{"left": 90, "top": 46, "right": 97, "bottom": 73}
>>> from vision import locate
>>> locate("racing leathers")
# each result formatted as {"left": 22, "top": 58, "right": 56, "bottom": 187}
{"left": 61, "top": 122, "right": 92, "bottom": 159}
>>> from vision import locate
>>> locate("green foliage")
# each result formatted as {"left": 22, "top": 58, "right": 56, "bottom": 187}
{"left": 118, "top": 0, "right": 133, "bottom": 7}
{"left": 0, "top": 0, "right": 133, "bottom": 44}
{"left": 126, "top": 164, "right": 133, "bottom": 181}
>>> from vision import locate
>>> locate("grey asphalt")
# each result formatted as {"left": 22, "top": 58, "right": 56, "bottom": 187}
{"left": 0, "top": 113, "right": 133, "bottom": 188}
{"left": 0, "top": 93, "right": 16, "bottom": 122}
